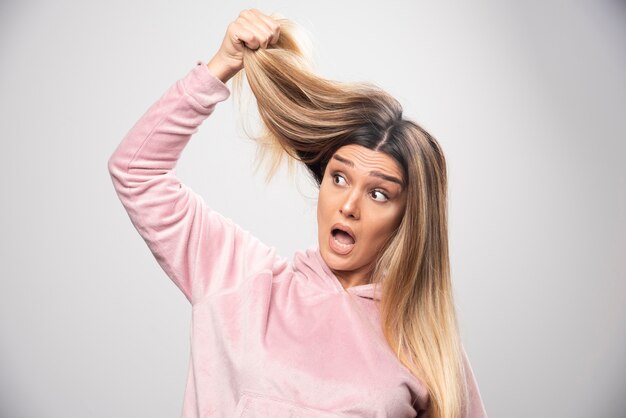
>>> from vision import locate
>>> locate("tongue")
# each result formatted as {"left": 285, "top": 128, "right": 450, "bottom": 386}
{"left": 335, "top": 230, "right": 355, "bottom": 245}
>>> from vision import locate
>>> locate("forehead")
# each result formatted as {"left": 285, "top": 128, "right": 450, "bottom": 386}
{"left": 330, "top": 144, "right": 403, "bottom": 178}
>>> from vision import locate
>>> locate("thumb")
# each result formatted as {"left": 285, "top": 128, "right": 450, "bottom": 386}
{"left": 233, "top": 34, "right": 246, "bottom": 50}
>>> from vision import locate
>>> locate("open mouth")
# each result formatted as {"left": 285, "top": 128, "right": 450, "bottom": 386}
{"left": 329, "top": 226, "right": 356, "bottom": 255}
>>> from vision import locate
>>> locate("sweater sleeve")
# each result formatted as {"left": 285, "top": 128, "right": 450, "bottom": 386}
{"left": 461, "top": 345, "right": 488, "bottom": 417}
{"left": 107, "top": 60, "right": 284, "bottom": 304}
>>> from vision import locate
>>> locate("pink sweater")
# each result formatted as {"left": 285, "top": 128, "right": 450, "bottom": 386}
{"left": 107, "top": 60, "right": 487, "bottom": 417}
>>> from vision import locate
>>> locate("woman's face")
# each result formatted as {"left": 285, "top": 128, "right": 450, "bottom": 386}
{"left": 317, "top": 144, "right": 407, "bottom": 289}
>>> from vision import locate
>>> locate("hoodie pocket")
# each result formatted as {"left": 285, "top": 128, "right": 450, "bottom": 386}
{"left": 234, "top": 390, "right": 342, "bottom": 417}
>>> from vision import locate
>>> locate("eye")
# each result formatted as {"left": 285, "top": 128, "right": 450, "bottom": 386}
{"left": 332, "top": 173, "right": 347, "bottom": 186}
{"left": 371, "top": 190, "right": 389, "bottom": 202}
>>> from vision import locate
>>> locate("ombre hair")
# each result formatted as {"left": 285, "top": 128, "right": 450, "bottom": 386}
{"left": 231, "top": 13, "right": 470, "bottom": 418}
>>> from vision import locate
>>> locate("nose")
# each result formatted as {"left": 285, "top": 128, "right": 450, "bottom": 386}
{"left": 339, "top": 190, "right": 360, "bottom": 219}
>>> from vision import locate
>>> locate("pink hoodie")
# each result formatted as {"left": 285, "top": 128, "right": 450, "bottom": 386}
{"left": 107, "top": 60, "right": 487, "bottom": 417}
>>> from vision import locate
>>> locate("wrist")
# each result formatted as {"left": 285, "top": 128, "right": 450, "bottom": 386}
{"left": 206, "top": 56, "right": 240, "bottom": 84}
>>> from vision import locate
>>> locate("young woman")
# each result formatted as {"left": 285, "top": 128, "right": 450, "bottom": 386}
{"left": 108, "top": 8, "right": 487, "bottom": 418}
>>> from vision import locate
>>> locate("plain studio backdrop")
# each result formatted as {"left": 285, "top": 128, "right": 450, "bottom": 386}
{"left": 1, "top": 1, "right": 624, "bottom": 417}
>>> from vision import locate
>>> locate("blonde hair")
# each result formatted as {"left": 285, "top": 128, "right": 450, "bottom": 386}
{"left": 231, "top": 14, "right": 470, "bottom": 417}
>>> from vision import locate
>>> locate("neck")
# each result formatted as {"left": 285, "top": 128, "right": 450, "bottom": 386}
{"left": 332, "top": 268, "right": 372, "bottom": 290}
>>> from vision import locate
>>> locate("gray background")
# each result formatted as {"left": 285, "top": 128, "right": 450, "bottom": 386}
{"left": 1, "top": 0, "right": 624, "bottom": 417}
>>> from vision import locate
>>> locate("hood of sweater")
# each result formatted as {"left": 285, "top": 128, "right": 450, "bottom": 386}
{"left": 292, "top": 246, "right": 383, "bottom": 302}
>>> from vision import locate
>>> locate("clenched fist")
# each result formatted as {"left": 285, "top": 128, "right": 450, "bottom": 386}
{"left": 207, "top": 9, "right": 281, "bottom": 83}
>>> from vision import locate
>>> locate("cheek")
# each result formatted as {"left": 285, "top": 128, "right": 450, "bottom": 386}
{"left": 365, "top": 209, "right": 404, "bottom": 240}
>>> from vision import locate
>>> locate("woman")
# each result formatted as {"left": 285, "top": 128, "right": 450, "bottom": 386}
{"left": 108, "top": 8, "right": 487, "bottom": 418}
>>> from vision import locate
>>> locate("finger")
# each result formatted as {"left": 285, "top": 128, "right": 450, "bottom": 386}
{"left": 239, "top": 13, "right": 274, "bottom": 49}
{"left": 238, "top": 14, "right": 274, "bottom": 49}
{"left": 248, "top": 8, "right": 278, "bottom": 33}
{"left": 251, "top": 9, "right": 281, "bottom": 45}
{"left": 232, "top": 23, "right": 258, "bottom": 49}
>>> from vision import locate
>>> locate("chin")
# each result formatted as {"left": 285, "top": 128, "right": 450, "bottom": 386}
{"left": 321, "top": 241, "right": 354, "bottom": 268}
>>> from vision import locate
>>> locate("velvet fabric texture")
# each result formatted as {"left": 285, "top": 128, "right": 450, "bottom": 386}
{"left": 107, "top": 61, "right": 487, "bottom": 417}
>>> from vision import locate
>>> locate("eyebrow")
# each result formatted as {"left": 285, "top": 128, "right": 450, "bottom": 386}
{"left": 332, "top": 154, "right": 404, "bottom": 187}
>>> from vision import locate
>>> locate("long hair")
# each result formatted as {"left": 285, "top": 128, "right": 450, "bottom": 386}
{"left": 231, "top": 14, "right": 469, "bottom": 417}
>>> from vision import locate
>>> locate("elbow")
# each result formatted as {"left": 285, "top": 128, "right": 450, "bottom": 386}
{"left": 107, "top": 150, "right": 129, "bottom": 192}
{"left": 107, "top": 142, "right": 126, "bottom": 175}
{"left": 107, "top": 154, "right": 116, "bottom": 175}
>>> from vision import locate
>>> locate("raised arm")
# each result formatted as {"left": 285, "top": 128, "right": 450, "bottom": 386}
{"left": 107, "top": 10, "right": 284, "bottom": 304}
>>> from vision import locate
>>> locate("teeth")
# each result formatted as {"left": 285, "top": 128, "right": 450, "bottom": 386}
{"left": 333, "top": 234, "right": 354, "bottom": 247}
